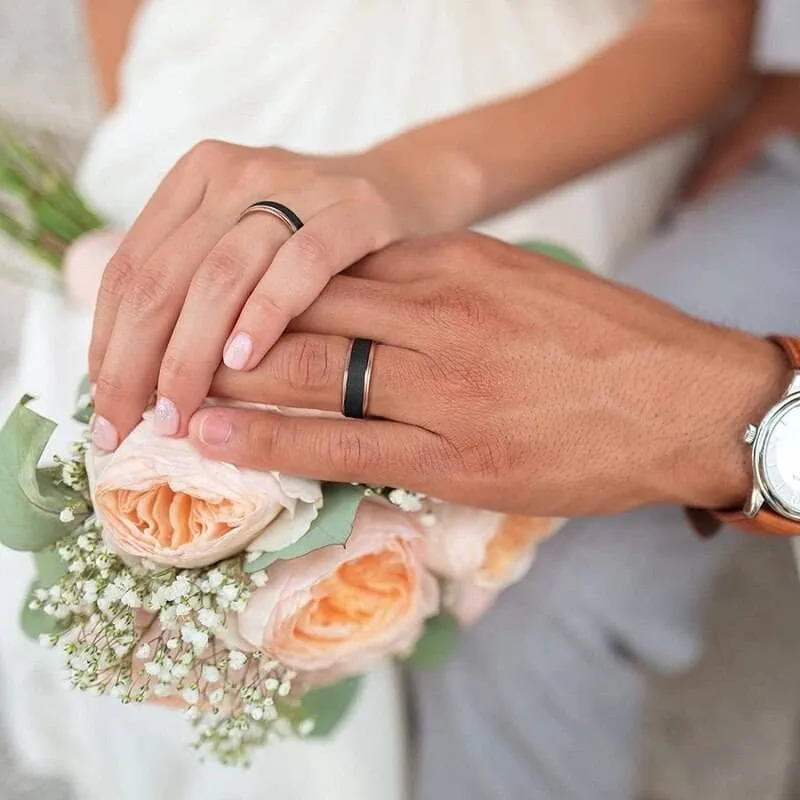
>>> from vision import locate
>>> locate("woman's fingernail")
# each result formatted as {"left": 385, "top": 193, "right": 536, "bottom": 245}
{"left": 90, "top": 383, "right": 97, "bottom": 400}
{"left": 223, "top": 332, "right": 253, "bottom": 370}
{"left": 154, "top": 396, "right": 180, "bottom": 436}
{"left": 198, "top": 413, "right": 232, "bottom": 446}
{"left": 91, "top": 415, "right": 119, "bottom": 451}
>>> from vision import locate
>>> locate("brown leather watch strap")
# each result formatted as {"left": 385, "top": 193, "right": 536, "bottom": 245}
{"left": 688, "top": 335, "right": 800, "bottom": 538}
{"left": 711, "top": 508, "right": 800, "bottom": 538}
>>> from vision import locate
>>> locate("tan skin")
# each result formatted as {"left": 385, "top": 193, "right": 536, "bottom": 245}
{"left": 82, "top": 0, "right": 757, "bottom": 451}
{"left": 184, "top": 233, "right": 791, "bottom": 517}
{"left": 684, "top": 72, "right": 800, "bottom": 200}
{"left": 189, "top": 70, "right": 800, "bottom": 517}
{"left": 81, "top": 1, "right": 793, "bottom": 517}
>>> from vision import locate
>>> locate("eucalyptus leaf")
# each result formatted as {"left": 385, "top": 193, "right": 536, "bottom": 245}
{"left": 75, "top": 374, "right": 91, "bottom": 403}
{"left": 520, "top": 240, "right": 586, "bottom": 269}
{"left": 244, "top": 484, "right": 365, "bottom": 574}
{"left": 72, "top": 376, "right": 93, "bottom": 424}
{"left": 285, "top": 676, "right": 362, "bottom": 738}
{"left": 34, "top": 547, "right": 69, "bottom": 587}
{"left": 0, "top": 397, "right": 74, "bottom": 551}
{"left": 403, "top": 612, "right": 459, "bottom": 669}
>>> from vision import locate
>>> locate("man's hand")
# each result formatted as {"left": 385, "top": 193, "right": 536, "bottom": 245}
{"left": 187, "top": 233, "right": 790, "bottom": 517}
{"left": 684, "top": 73, "right": 800, "bottom": 201}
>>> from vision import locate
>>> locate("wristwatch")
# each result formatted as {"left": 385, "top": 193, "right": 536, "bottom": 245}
{"left": 712, "top": 336, "right": 800, "bottom": 537}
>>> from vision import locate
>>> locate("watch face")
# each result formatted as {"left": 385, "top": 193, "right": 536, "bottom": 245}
{"left": 762, "top": 402, "right": 800, "bottom": 516}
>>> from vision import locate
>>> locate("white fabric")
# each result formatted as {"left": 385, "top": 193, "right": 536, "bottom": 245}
{"left": 756, "top": 0, "right": 800, "bottom": 70}
{"left": 0, "top": 2, "right": 699, "bottom": 799}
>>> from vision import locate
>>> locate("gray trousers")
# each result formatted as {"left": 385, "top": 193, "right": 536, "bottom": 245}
{"left": 412, "top": 151, "right": 800, "bottom": 800}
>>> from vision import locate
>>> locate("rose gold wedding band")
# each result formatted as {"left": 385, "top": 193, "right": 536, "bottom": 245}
{"left": 342, "top": 338, "right": 376, "bottom": 419}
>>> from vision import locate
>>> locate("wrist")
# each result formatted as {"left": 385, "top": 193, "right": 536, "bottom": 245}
{"left": 664, "top": 332, "right": 792, "bottom": 511}
{"left": 357, "top": 137, "right": 486, "bottom": 236}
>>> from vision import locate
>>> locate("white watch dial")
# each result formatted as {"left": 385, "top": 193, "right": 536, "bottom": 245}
{"left": 762, "top": 403, "right": 800, "bottom": 515}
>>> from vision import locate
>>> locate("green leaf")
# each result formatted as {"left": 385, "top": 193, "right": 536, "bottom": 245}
{"left": 0, "top": 397, "right": 74, "bottom": 551}
{"left": 403, "top": 612, "right": 459, "bottom": 669}
{"left": 284, "top": 676, "right": 363, "bottom": 738}
{"left": 19, "top": 582, "right": 68, "bottom": 640}
{"left": 18, "top": 548, "right": 71, "bottom": 641}
{"left": 244, "top": 483, "right": 365, "bottom": 574}
{"left": 519, "top": 240, "right": 587, "bottom": 269}
{"left": 34, "top": 547, "right": 69, "bottom": 587}
{"left": 72, "top": 375, "right": 94, "bottom": 424}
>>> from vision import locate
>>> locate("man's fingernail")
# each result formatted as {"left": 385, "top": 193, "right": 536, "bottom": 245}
{"left": 223, "top": 332, "right": 253, "bottom": 370}
{"left": 91, "top": 415, "right": 119, "bottom": 451}
{"left": 197, "top": 412, "right": 232, "bottom": 446}
{"left": 154, "top": 396, "right": 180, "bottom": 436}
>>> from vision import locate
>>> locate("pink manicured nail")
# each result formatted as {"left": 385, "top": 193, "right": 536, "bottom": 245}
{"left": 199, "top": 413, "right": 232, "bottom": 446}
{"left": 91, "top": 415, "right": 119, "bottom": 451}
{"left": 154, "top": 396, "right": 180, "bottom": 436}
{"left": 90, "top": 383, "right": 97, "bottom": 400}
{"left": 223, "top": 332, "right": 253, "bottom": 370}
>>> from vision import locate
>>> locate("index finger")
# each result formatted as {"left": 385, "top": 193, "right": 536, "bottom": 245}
{"left": 89, "top": 150, "right": 208, "bottom": 382}
{"left": 187, "top": 407, "right": 444, "bottom": 491}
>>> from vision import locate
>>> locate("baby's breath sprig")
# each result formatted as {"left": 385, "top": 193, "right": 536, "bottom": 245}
{"left": 364, "top": 485, "right": 441, "bottom": 526}
{"left": 28, "top": 434, "right": 330, "bottom": 764}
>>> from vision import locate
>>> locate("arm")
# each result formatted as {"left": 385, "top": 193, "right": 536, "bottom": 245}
{"left": 82, "top": 0, "right": 142, "bottom": 109}
{"left": 366, "top": 0, "right": 758, "bottom": 232}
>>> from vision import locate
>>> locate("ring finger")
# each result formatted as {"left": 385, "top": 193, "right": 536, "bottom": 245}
{"left": 210, "top": 333, "right": 426, "bottom": 425}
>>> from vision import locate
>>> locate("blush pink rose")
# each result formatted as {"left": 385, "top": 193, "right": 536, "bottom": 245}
{"left": 88, "top": 411, "right": 323, "bottom": 569}
{"left": 420, "top": 505, "right": 563, "bottom": 625}
{"left": 63, "top": 229, "right": 125, "bottom": 310}
{"left": 237, "top": 499, "right": 439, "bottom": 678}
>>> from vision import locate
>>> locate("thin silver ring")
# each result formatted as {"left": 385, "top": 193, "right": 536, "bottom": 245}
{"left": 238, "top": 201, "right": 303, "bottom": 235}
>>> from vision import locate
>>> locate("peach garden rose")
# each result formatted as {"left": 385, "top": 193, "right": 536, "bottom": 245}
{"left": 236, "top": 499, "right": 439, "bottom": 678}
{"left": 420, "top": 504, "right": 562, "bottom": 625}
{"left": 88, "top": 410, "right": 323, "bottom": 569}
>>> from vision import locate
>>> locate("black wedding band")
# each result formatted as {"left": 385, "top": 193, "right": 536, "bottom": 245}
{"left": 238, "top": 200, "right": 304, "bottom": 234}
{"left": 342, "top": 338, "right": 376, "bottom": 419}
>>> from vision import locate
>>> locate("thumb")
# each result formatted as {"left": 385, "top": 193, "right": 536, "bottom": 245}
{"left": 188, "top": 406, "right": 438, "bottom": 489}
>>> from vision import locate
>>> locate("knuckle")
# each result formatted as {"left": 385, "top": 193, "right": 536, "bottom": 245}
{"left": 348, "top": 176, "right": 380, "bottom": 206}
{"left": 247, "top": 416, "right": 282, "bottom": 457}
{"left": 94, "top": 373, "right": 129, "bottom": 407}
{"left": 233, "top": 155, "right": 269, "bottom": 192}
{"left": 284, "top": 337, "right": 333, "bottom": 392}
{"left": 185, "top": 138, "right": 229, "bottom": 168}
{"left": 160, "top": 351, "right": 202, "bottom": 388}
{"left": 99, "top": 251, "right": 137, "bottom": 300}
{"left": 289, "top": 230, "right": 334, "bottom": 275}
{"left": 195, "top": 249, "right": 246, "bottom": 295}
{"left": 332, "top": 428, "right": 369, "bottom": 475}
{"left": 246, "top": 290, "right": 290, "bottom": 325}
{"left": 462, "top": 430, "right": 512, "bottom": 480}
{"left": 122, "top": 268, "right": 175, "bottom": 318}
{"left": 411, "top": 285, "right": 486, "bottom": 330}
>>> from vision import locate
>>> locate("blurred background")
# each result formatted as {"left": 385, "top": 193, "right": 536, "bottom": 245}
{"left": 1, "top": 3, "right": 800, "bottom": 799}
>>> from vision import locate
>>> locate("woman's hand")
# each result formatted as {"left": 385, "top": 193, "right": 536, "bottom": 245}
{"left": 89, "top": 141, "right": 423, "bottom": 450}
{"left": 684, "top": 73, "right": 800, "bottom": 201}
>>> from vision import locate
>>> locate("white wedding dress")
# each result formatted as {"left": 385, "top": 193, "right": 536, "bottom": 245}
{"left": 0, "top": 2, "right": 698, "bottom": 799}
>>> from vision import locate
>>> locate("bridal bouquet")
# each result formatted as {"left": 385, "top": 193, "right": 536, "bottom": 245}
{"left": 0, "top": 392, "right": 559, "bottom": 765}
{"left": 0, "top": 127, "right": 570, "bottom": 766}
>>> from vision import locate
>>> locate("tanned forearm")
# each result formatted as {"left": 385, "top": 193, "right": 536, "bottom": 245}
{"left": 365, "top": 0, "right": 757, "bottom": 233}
{"left": 82, "top": 0, "right": 142, "bottom": 109}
